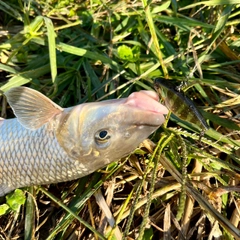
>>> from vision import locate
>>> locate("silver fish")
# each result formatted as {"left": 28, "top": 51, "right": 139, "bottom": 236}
{"left": 0, "top": 87, "right": 168, "bottom": 196}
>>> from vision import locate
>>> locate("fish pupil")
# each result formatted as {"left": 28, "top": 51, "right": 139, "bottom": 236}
{"left": 99, "top": 130, "right": 108, "bottom": 139}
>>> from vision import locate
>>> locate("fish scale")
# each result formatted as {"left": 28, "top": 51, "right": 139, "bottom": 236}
{"left": 0, "top": 118, "right": 88, "bottom": 196}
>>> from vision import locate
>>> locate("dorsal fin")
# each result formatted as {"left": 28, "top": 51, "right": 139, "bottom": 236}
{"left": 5, "top": 87, "right": 63, "bottom": 130}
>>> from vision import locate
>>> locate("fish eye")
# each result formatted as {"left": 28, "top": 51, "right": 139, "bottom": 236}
{"left": 95, "top": 129, "right": 111, "bottom": 148}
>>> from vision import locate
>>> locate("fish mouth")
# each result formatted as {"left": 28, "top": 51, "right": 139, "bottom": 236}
{"left": 124, "top": 90, "right": 169, "bottom": 126}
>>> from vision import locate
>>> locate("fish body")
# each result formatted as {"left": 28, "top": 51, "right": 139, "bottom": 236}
{"left": 0, "top": 118, "right": 86, "bottom": 195}
{"left": 154, "top": 78, "right": 209, "bottom": 130}
{"left": 0, "top": 87, "right": 168, "bottom": 196}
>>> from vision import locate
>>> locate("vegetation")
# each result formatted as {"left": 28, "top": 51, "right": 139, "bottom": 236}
{"left": 1, "top": 0, "right": 240, "bottom": 239}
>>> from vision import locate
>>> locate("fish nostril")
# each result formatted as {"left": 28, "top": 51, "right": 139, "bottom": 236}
{"left": 124, "top": 132, "right": 131, "bottom": 138}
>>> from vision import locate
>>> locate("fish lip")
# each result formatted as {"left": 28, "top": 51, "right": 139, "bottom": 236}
{"left": 124, "top": 90, "right": 169, "bottom": 115}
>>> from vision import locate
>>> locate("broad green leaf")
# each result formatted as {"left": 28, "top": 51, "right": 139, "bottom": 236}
{"left": 0, "top": 204, "right": 9, "bottom": 216}
{"left": 118, "top": 45, "right": 133, "bottom": 61}
{"left": 6, "top": 189, "right": 26, "bottom": 212}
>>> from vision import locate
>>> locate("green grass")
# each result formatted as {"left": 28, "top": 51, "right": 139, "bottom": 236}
{"left": 1, "top": 0, "right": 240, "bottom": 239}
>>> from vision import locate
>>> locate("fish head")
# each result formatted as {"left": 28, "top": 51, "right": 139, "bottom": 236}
{"left": 56, "top": 90, "right": 168, "bottom": 170}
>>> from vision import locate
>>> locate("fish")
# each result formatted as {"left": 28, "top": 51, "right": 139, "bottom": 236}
{"left": 154, "top": 78, "right": 209, "bottom": 130}
{"left": 0, "top": 87, "right": 168, "bottom": 196}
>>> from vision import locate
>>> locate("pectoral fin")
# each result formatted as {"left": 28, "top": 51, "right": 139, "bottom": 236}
{"left": 5, "top": 87, "right": 63, "bottom": 130}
